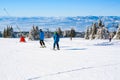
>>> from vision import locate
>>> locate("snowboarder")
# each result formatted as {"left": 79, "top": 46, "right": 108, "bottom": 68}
{"left": 39, "top": 29, "right": 46, "bottom": 48}
{"left": 53, "top": 31, "right": 60, "bottom": 50}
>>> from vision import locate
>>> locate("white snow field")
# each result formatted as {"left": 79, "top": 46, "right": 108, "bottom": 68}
{"left": 0, "top": 38, "right": 120, "bottom": 80}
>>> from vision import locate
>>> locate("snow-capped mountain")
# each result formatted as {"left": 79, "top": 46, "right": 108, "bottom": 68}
{"left": 0, "top": 16, "right": 120, "bottom": 32}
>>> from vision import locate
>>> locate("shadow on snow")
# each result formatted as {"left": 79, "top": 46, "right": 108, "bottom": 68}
{"left": 94, "top": 42, "right": 113, "bottom": 46}
{"left": 66, "top": 48, "right": 87, "bottom": 50}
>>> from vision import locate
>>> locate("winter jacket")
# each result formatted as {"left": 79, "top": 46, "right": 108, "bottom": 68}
{"left": 53, "top": 33, "right": 59, "bottom": 43}
{"left": 39, "top": 31, "right": 44, "bottom": 40}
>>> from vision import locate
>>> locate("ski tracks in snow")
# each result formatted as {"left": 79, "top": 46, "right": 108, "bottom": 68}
{"left": 27, "top": 63, "right": 120, "bottom": 80}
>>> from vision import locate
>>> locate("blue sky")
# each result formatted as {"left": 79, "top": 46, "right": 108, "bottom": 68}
{"left": 0, "top": 0, "right": 120, "bottom": 17}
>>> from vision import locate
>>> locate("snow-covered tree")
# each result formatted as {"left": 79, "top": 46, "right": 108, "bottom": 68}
{"left": 85, "top": 19, "right": 109, "bottom": 40}
{"left": 34, "top": 26, "right": 39, "bottom": 40}
{"left": 89, "top": 27, "right": 92, "bottom": 35}
{"left": 96, "top": 25, "right": 109, "bottom": 39}
{"left": 63, "top": 30, "right": 70, "bottom": 37}
{"left": 98, "top": 19, "right": 102, "bottom": 27}
{"left": 89, "top": 23, "right": 97, "bottom": 39}
{"left": 113, "top": 25, "right": 120, "bottom": 39}
{"left": 28, "top": 25, "right": 39, "bottom": 40}
{"left": 84, "top": 27, "right": 89, "bottom": 39}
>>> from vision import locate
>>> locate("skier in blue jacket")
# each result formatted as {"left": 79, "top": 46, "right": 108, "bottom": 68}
{"left": 53, "top": 31, "right": 60, "bottom": 50}
{"left": 39, "top": 29, "right": 46, "bottom": 48}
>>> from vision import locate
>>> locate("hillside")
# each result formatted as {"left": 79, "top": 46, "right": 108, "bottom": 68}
{"left": 0, "top": 38, "right": 120, "bottom": 80}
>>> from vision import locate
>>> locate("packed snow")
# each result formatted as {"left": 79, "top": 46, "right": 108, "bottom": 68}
{"left": 0, "top": 38, "right": 120, "bottom": 80}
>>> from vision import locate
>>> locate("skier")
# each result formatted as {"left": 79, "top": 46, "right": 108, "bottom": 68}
{"left": 53, "top": 31, "right": 60, "bottom": 50}
{"left": 20, "top": 34, "right": 26, "bottom": 42}
{"left": 39, "top": 29, "right": 46, "bottom": 48}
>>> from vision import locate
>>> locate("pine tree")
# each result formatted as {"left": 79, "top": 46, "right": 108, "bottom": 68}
{"left": 89, "top": 23, "right": 97, "bottom": 39}
{"left": 34, "top": 26, "right": 39, "bottom": 40}
{"left": 0, "top": 31, "right": 2, "bottom": 37}
{"left": 63, "top": 30, "right": 68, "bottom": 37}
{"left": 3, "top": 28, "right": 7, "bottom": 38}
{"left": 98, "top": 19, "right": 102, "bottom": 27}
{"left": 113, "top": 25, "right": 120, "bottom": 39}
{"left": 10, "top": 26, "right": 14, "bottom": 38}
{"left": 84, "top": 27, "right": 89, "bottom": 39}
{"left": 70, "top": 28, "right": 76, "bottom": 40}
{"left": 28, "top": 25, "right": 39, "bottom": 40}
{"left": 57, "top": 27, "right": 63, "bottom": 37}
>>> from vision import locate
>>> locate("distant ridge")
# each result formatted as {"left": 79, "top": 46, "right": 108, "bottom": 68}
{"left": 0, "top": 16, "right": 120, "bottom": 32}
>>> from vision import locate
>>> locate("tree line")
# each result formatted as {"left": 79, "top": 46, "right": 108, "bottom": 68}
{"left": 0, "top": 25, "right": 76, "bottom": 40}
{"left": 1, "top": 19, "right": 120, "bottom": 40}
{"left": 84, "top": 19, "right": 120, "bottom": 40}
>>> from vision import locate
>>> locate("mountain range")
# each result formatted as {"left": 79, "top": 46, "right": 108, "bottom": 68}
{"left": 0, "top": 16, "right": 120, "bottom": 32}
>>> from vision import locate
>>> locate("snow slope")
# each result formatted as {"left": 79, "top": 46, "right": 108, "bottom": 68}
{"left": 0, "top": 38, "right": 120, "bottom": 80}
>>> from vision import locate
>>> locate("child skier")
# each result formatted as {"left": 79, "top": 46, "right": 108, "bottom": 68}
{"left": 53, "top": 31, "right": 60, "bottom": 50}
{"left": 39, "top": 29, "right": 46, "bottom": 48}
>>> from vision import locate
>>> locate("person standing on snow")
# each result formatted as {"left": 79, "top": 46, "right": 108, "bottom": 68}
{"left": 109, "top": 35, "right": 112, "bottom": 42}
{"left": 39, "top": 29, "right": 46, "bottom": 48}
{"left": 53, "top": 31, "right": 60, "bottom": 50}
